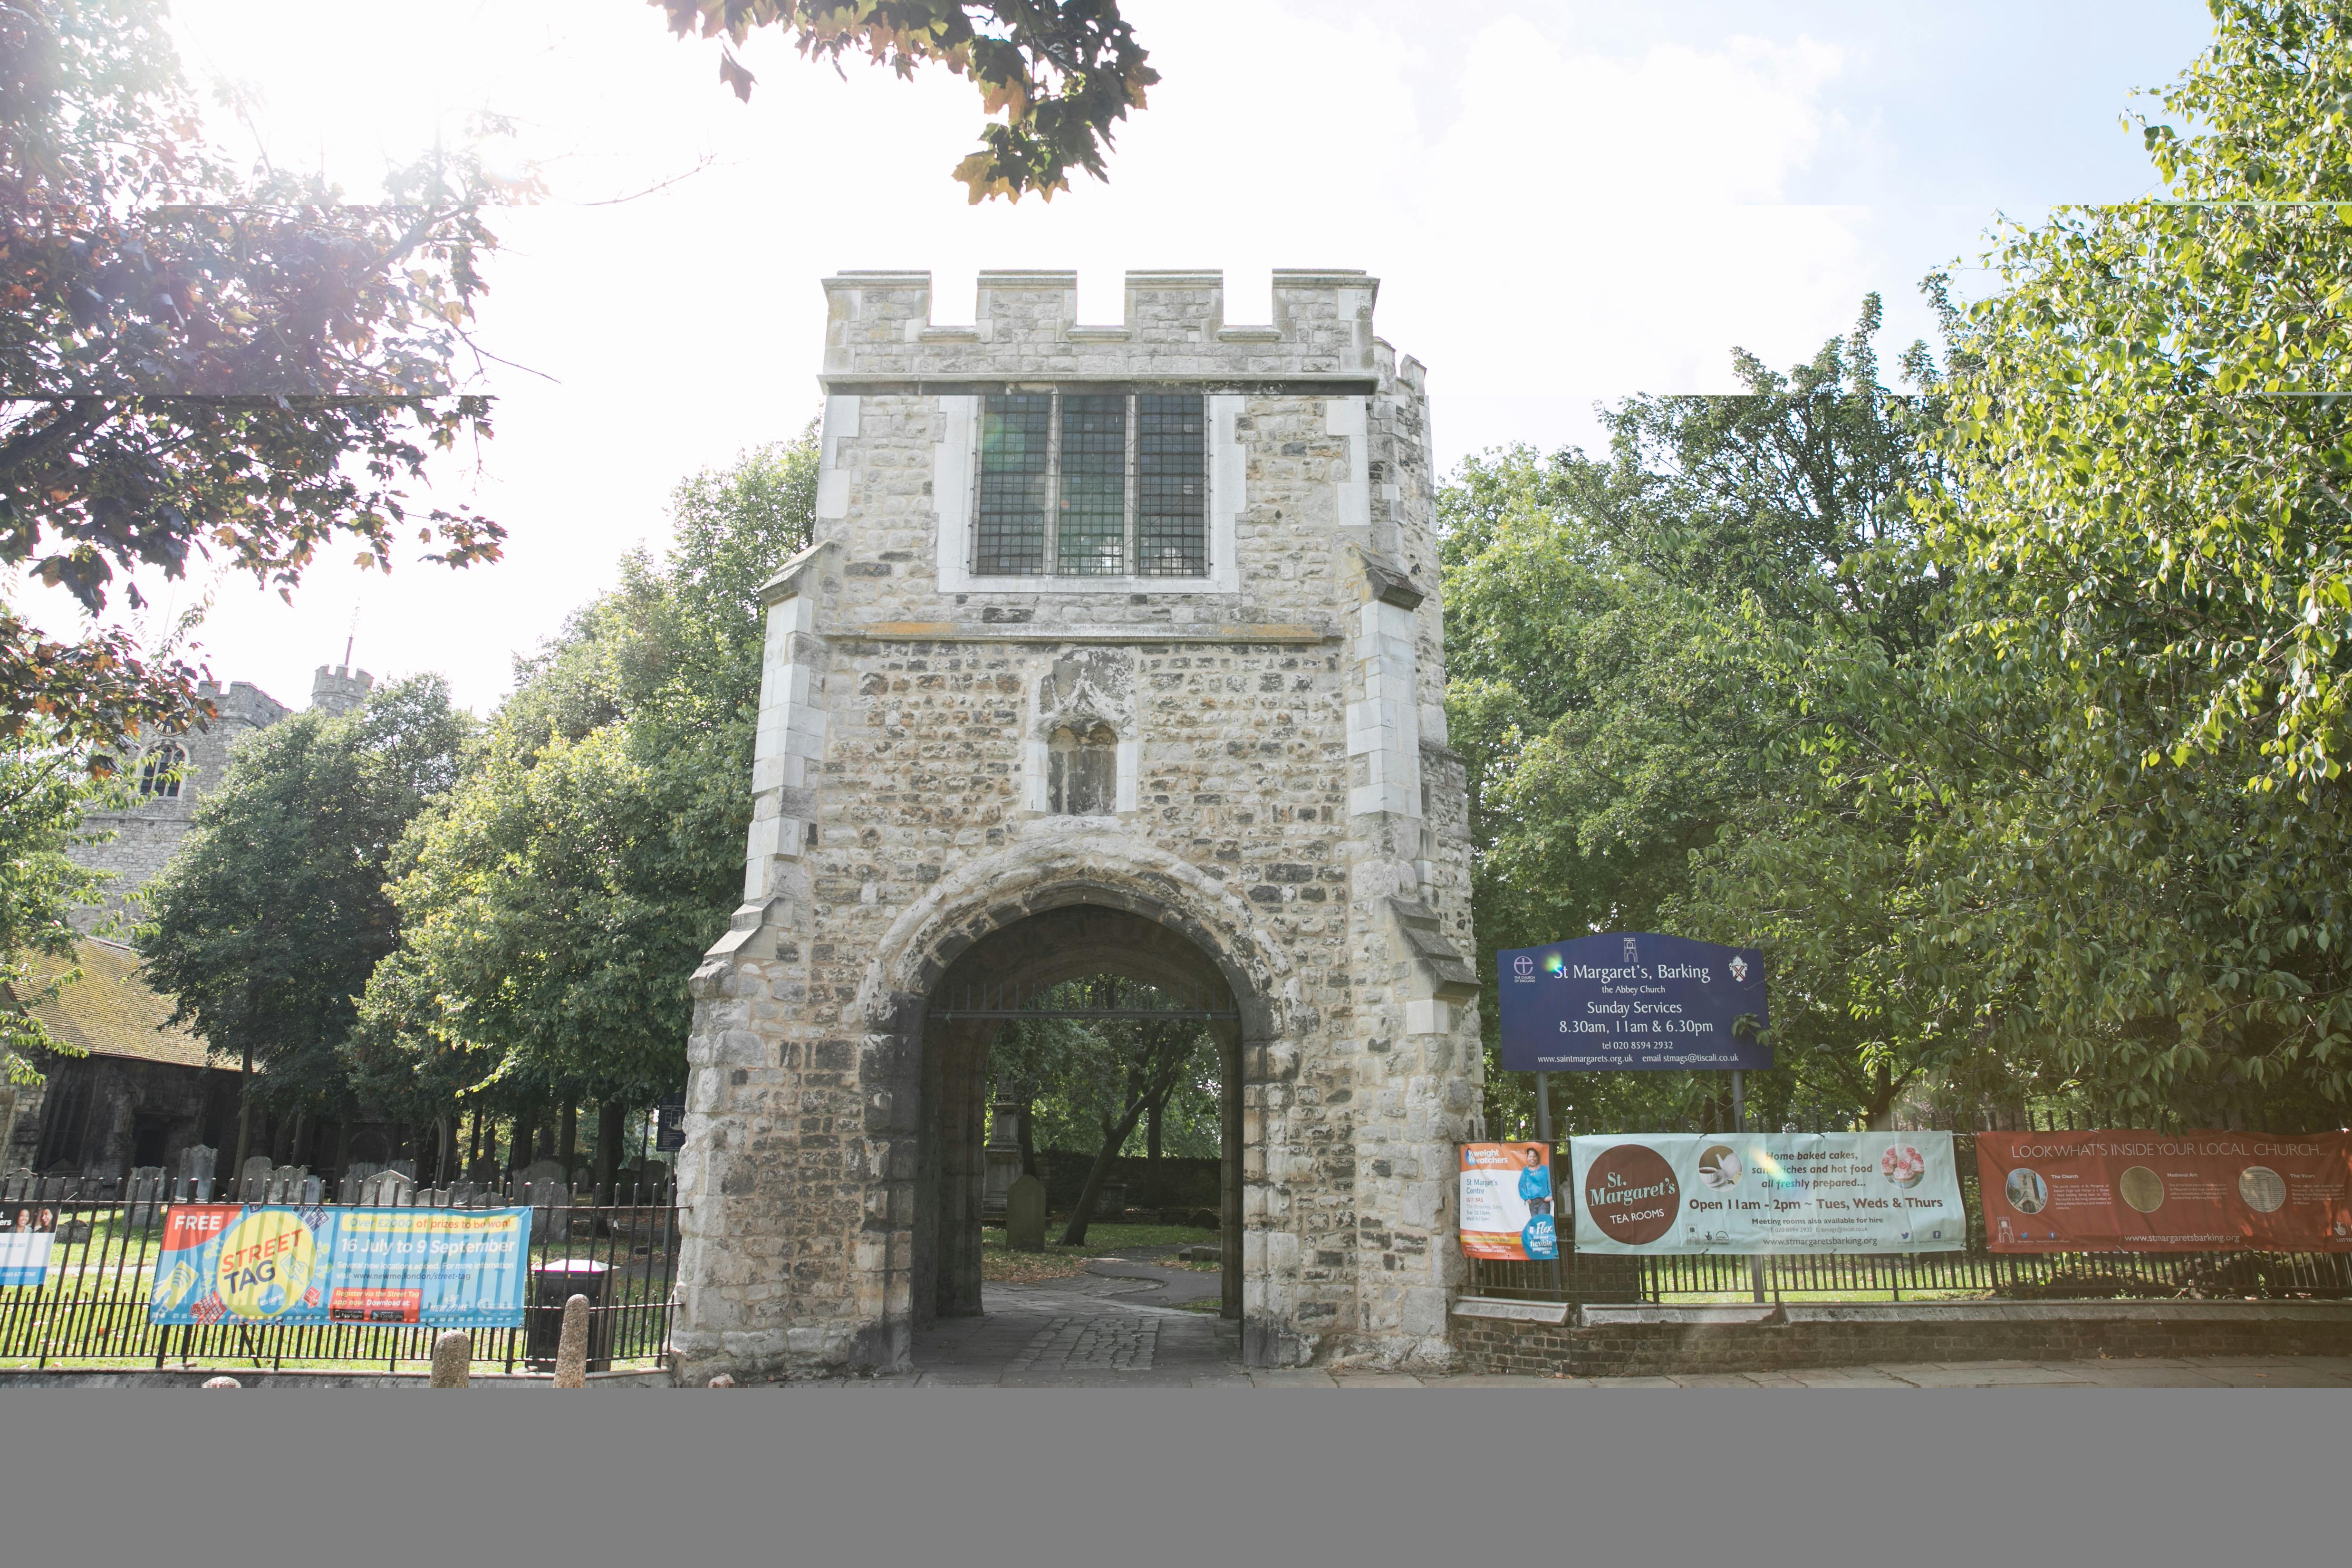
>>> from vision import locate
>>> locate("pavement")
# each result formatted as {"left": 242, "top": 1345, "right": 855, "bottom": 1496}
{"left": 790, "top": 1248, "right": 2352, "bottom": 1388}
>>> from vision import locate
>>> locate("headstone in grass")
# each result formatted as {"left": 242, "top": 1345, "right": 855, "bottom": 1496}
{"left": 125, "top": 1166, "right": 166, "bottom": 1226}
{"left": 360, "top": 1169, "right": 415, "bottom": 1207}
{"left": 339, "top": 1162, "right": 381, "bottom": 1205}
{"left": 178, "top": 1145, "right": 216, "bottom": 1202}
{"left": 1006, "top": 1174, "right": 1047, "bottom": 1253}
{"left": 239, "top": 1155, "right": 272, "bottom": 1201}
{"left": 523, "top": 1159, "right": 571, "bottom": 1241}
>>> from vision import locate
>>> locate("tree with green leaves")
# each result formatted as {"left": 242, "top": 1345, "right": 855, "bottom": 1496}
{"left": 984, "top": 979, "right": 1214, "bottom": 1245}
{"left": 3, "top": 0, "right": 519, "bottom": 756}
{"left": 1888, "top": 0, "right": 2352, "bottom": 1122}
{"left": 653, "top": 1, "right": 1156, "bottom": 202}
{"left": 1442, "top": 297, "right": 1953, "bottom": 1133}
{"left": 140, "top": 676, "right": 468, "bottom": 1173}
{"left": 0, "top": 733, "right": 110, "bottom": 1088}
{"left": 356, "top": 435, "right": 817, "bottom": 1194}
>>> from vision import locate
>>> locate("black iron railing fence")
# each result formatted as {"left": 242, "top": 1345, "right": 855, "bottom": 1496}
{"left": 0, "top": 1183, "right": 678, "bottom": 1373}
{"left": 1469, "top": 1127, "right": 2352, "bottom": 1306}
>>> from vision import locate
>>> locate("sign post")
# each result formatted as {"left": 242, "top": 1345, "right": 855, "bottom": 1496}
{"left": 1497, "top": 933, "right": 1773, "bottom": 1299}
{"left": 1727, "top": 1070, "right": 1766, "bottom": 1302}
{"left": 1533, "top": 1071, "right": 1565, "bottom": 1298}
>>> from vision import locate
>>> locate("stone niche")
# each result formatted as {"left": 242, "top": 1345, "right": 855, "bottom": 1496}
{"left": 670, "top": 269, "right": 1483, "bottom": 1384}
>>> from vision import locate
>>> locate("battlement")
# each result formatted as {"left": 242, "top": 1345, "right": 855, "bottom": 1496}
{"left": 820, "top": 268, "right": 1381, "bottom": 390}
{"left": 310, "top": 664, "right": 374, "bottom": 717}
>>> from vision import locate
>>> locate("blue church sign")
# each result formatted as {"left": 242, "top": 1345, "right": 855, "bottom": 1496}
{"left": 1497, "top": 932, "right": 1770, "bottom": 1073}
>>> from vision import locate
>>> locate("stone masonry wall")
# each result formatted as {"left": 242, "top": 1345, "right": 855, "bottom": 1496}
{"left": 672, "top": 269, "right": 1483, "bottom": 1382}
{"left": 70, "top": 680, "right": 289, "bottom": 928}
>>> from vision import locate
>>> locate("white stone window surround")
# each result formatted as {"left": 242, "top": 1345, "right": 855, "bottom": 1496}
{"left": 933, "top": 393, "right": 1243, "bottom": 595}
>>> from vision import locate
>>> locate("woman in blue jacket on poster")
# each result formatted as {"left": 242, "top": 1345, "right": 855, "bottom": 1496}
{"left": 1517, "top": 1145, "right": 1558, "bottom": 1259}
{"left": 1518, "top": 1144, "right": 1552, "bottom": 1202}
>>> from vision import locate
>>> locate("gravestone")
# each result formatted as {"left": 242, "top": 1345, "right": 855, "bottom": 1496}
{"left": 263, "top": 1165, "right": 308, "bottom": 1205}
{"left": 125, "top": 1166, "right": 167, "bottom": 1226}
{"left": 238, "top": 1155, "right": 272, "bottom": 1202}
{"left": 1091, "top": 1183, "right": 1126, "bottom": 1222}
{"left": 389, "top": 1159, "right": 418, "bottom": 1181}
{"left": 523, "top": 1159, "right": 571, "bottom": 1241}
{"left": 360, "top": 1169, "right": 415, "bottom": 1207}
{"left": 1005, "top": 1174, "right": 1047, "bottom": 1253}
{"left": 300, "top": 1175, "right": 324, "bottom": 1205}
{"left": 338, "top": 1161, "right": 383, "bottom": 1205}
{"left": 178, "top": 1145, "right": 216, "bottom": 1203}
{"left": 2, "top": 1169, "right": 32, "bottom": 1203}
{"left": 982, "top": 1101, "right": 1024, "bottom": 1222}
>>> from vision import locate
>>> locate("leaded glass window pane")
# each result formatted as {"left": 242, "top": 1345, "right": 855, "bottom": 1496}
{"left": 1056, "top": 394, "right": 1128, "bottom": 575}
{"left": 1137, "top": 394, "right": 1206, "bottom": 576}
{"left": 975, "top": 394, "right": 1051, "bottom": 575}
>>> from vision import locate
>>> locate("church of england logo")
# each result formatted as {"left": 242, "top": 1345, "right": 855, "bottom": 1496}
{"left": 1513, "top": 955, "right": 1535, "bottom": 979}
{"left": 1622, "top": 936, "right": 1639, "bottom": 964}
{"left": 1729, "top": 954, "right": 1749, "bottom": 984}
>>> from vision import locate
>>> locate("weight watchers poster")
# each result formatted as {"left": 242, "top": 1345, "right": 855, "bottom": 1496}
{"left": 1570, "top": 1133, "right": 1965, "bottom": 1254}
{"left": 149, "top": 1205, "right": 533, "bottom": 1328}
{"left": 1460, "top": 1142, "right": 1560, "bottom": 1261}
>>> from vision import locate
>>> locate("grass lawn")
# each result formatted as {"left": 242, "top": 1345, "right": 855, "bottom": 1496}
{"left": 980, "top": 1222, "right": 1218, "bottom": 1284}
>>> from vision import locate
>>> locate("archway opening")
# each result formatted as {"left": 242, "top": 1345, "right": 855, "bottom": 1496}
{"left": 911, "top": 904, "right": 1244, "bottom": 1335}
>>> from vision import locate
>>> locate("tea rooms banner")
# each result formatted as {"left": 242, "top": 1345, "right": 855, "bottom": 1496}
{"left": 1569, "top": 1132, "right": 1966, "bottom": 1254}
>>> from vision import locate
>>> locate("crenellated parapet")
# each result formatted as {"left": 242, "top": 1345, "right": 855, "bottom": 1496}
{"left": 820, "top": 268, "right": 1380, "bottom": 390}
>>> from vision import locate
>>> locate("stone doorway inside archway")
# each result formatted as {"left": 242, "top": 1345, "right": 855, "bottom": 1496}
{"left": 909, "top": 904, "right": 1249, "bottom": 1383}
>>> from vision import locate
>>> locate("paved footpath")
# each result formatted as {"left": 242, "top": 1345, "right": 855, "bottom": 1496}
{"left": 797, "top": 1254, "right": 2352, "bottom": 1388}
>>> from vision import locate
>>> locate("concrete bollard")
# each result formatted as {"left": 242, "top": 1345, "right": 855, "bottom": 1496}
{"left": 431, "top": 1329, "right": 472, "bottom": 1387}
{"left": 708, "top": 1373, "right": 736, "bottom": 1388}
{"left": 201, "top": 1376, "right": 241, "bottom": 1389}
{"left": 553, "top": 1293, "right": 590, "bottom": 1387}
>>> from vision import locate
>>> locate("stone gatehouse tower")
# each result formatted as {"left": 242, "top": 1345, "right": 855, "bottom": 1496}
{"left": 673, "top": 269, "right": 1482, "bottom": 1379}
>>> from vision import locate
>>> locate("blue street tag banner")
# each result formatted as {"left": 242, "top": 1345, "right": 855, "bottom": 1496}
{"left": 148, "top": 1205, "right": 533, "bottom": 1328}
{"left": 1498, "top": 932, "right": 1770, "bottom": 1073}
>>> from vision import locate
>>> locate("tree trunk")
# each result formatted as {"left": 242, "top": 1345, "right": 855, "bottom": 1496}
{"left": 509, "top": 1107, "right": 534, "bottom": 1170}
{"left": 468, "top": 1106, "right": 484, "bottom": 1174}
{"left": 290, "top": 1109, "right": 310, "bottom": 1168}
{"left": 559, "top": 1097, "right": 578, "bottom": 1175}
{"left": 595, "top": 1099, "right": 625, "bottom": 1202}
{"left": 1060, "top": 1095, "right": 1157, "bottom": 1248}
{"left": 1865, "top": 1062, "right": 1901, "bottom": 1131}
{"left": 436, "top": 1114, "right": 455, "bottom": 1184}
{"left": 1145, "top": 1091, "right": 1164, "bottom": 1204}
{"left": 1016, "top": 1098, "right": 1036, "bottom": 1178}
{"left": 232, "top": 1042, "right": 253, "bottom": 1176}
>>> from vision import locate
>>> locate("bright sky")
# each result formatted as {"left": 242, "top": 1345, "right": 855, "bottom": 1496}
{"left": 39, "top": 0, "right": 2218, "bottom": 715}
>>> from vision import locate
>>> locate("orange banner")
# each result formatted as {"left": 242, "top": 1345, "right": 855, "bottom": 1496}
{"left": 1976, "top": 1130, "right": 2352, "bottom": 1252}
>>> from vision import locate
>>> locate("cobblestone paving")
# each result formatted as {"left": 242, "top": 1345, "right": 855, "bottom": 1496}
{"left": 1006, "top": 1313, "right": 1161, "bottom": 1374}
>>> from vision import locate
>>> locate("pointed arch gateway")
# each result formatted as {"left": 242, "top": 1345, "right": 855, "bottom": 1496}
{"left": 850, "top": 836, "right": 1298, "bottom": 1363}
{"left": 915, "top": 902, "right": 1246, "bottom": 1327}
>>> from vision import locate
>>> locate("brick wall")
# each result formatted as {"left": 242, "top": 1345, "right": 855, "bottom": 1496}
{"left": 1452, "top": 1299, "right": 2352, "bottom": 1376}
